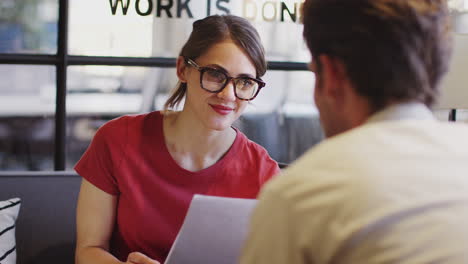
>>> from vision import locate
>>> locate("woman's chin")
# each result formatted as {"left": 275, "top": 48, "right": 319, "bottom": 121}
{"left": 209, "top": 123, "right": 231, "bottom": 131}
{"left": 207, "top": 118, "right": 234, "bottom": 131}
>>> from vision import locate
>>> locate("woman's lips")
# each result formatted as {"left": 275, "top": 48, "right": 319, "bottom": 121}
{"left": 210, "top": 104, "right": 234, "bottom": 115}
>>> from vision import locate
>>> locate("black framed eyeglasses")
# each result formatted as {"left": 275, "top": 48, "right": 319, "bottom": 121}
{"left": 185, "top": 57, "right": 265, "bottom": 101}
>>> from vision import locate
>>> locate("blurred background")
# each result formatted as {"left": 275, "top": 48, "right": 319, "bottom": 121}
{"left": 0, "top": 0, "right": 466, "bottom": 171}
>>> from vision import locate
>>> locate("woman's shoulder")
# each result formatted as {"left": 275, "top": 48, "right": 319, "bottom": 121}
{"left": 95, "top": 111, "right": 162, "bottom": 138}
{"left": 231, "top": 129, "right": 280, "bottom": 183}
{"left": 234, "top": 129, "right": 275, "bottom": 160}
{"left": 101, "top": 111, "right": 161, "bottom": 128}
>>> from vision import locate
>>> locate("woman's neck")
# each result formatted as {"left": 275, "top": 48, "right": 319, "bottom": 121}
{"left": 162, "top": 110, "right": 236, "bottom": 171}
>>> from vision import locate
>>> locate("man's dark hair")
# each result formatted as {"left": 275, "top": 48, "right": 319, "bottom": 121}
{"left": 302, "top": 0, "right": 452, "bottom": 111}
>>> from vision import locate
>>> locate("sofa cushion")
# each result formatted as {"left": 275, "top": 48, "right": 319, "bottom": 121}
{"left": 0, "top": 172, "right": 81, "bottom": 264}
{"left": 0, "top": 197, "right": 21, "bottom": 264}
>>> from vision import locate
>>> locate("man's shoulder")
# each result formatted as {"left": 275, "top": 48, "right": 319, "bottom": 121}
{"left": 263, "top": 119, "right": 468, "bottom": 197}
{"left": 317, "top": 119, "right": 468, "bottom": 154}
{"left": 262, "top": 142, "right": 360, "bottom": 202}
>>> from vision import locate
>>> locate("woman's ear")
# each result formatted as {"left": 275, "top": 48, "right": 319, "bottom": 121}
{"left": 176, "top": 56, "right": 188, "bottom": 83}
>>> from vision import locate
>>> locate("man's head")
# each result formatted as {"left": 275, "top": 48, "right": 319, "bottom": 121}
{"left": 302, "top": 0, "right": 452, "bottom": 137}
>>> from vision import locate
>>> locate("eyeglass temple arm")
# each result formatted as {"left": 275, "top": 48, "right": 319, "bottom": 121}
{"left": 185, "top": 58, "right": 200, "bottom": 69}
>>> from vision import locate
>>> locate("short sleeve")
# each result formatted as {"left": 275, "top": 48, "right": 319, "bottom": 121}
{"left": 257, "top": 148, "right": 280, "bottom": 185}
{"left": 74, "top": 117, "right": 128, "bottom": 195}
{"left": 244, "top": 138, "right": 280, "bottom": 186}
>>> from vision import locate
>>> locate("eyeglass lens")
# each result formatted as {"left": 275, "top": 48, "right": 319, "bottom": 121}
{"left": 202, "top": 69, "right": 259, "bottom": 100}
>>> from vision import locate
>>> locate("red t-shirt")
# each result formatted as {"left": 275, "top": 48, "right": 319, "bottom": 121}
{"left": 75, "top": 111, "right": 279, "bottom": 262}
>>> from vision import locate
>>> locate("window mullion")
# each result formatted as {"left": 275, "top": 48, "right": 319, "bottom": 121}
{"left": 55, "top": 0, "right": 69, "bottom": 171}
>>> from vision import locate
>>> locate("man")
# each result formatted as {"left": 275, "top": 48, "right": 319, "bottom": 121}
{"left": 240, "top": 0, "right": 468, "bottom": 263}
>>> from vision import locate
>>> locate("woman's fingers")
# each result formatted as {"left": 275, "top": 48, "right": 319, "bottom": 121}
{"left": 127, "top": 252, "right": 160, "bottom": 264}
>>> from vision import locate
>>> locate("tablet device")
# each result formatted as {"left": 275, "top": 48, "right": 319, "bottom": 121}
{"left": 165, "top": 194, "right": 257, "bottom": 264}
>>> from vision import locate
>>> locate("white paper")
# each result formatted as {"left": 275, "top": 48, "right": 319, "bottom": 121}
{"left": 165, "top": 194, "right": 257, "bottom": 264}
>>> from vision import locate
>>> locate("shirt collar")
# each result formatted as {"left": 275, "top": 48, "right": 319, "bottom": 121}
{"left": 366, "top": 102, "right": 435, "bottom": 124}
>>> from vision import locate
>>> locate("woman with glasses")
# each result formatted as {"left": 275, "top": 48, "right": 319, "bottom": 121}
{"left": 74, "top": 15, "right": 280, "bottom": 264}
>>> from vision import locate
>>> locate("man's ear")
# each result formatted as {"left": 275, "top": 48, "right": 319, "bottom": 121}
{"left": 316, "top": 55, "right": 348, "bottom": 101}
{"left": 176, "top": 56, "right": 188, "bottom": 83}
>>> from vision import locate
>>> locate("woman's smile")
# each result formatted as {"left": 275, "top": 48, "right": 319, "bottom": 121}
{"left": 209, "top": 104, "right": 235, "bottom": 115}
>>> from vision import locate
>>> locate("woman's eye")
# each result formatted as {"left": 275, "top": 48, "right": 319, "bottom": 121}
{"left": 206, "top": 70, "right": 226, "bottom": 82}
{"left": 239, "top": 79, "right": 254, "bottom": 87}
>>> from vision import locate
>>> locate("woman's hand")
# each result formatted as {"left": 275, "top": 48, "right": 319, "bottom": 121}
{"left": 126, "top": 252, "right": 161, "bottom": 264}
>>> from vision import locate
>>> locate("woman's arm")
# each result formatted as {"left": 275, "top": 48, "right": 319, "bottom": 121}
{"left": 75, "top": 178, "right": 122, "bottom": 264}
{"left": 75, "top": 179, "right": 160, "bottom": 264}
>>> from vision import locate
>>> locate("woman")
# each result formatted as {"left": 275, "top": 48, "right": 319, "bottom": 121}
{"left": 74, "top": 15, "right": 279, "bottom": 264}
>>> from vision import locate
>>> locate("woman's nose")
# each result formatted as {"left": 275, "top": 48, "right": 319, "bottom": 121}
{"left": 217, "top": 80, "right": 237, "bottom": 101}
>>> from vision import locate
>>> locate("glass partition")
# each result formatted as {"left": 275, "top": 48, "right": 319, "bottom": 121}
{"left": 68, "top": 0, "right": 310, "bottom": 62}
{"left": 0, "top": 0, "right": 58, "bottom": 54}
{"left": 449, "top": 0, "right": 468, "bottom": 33}
{"left": 0, "top": 65, "right": 55, "bottom": 170}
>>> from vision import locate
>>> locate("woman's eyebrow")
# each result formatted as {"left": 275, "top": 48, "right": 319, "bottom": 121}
{"left": 205, "top": 64, "right": 255, "bottom": 78}
{"left": 204, "top": 64, "right": 226, "bottom": 72}
{"left": 237, "top": 73, "right": 255, "bottom": 78}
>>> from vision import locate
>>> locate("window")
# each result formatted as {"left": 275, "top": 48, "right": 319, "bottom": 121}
{"left": 436, "top": 2, "right": 468, "bottom": 121}
{"left": 0, "top": 0, "right": 58, "bottom": 54}
{"left": 450, "top": 0, "right": 468, "bottom": 33}
{"left": 2, "top": 0, "right": 465, "bottom": 171}
{"left": 0, "top": 0, "right": 322, "bottom": 171}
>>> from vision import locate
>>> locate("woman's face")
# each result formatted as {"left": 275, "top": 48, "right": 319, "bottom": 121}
{"left": 180, "top": 39, "right": 257, "bottom": 131}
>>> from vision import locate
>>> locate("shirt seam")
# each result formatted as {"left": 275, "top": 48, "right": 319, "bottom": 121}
{"left": 112, "top": 116, "right": 130, "bottom": 192}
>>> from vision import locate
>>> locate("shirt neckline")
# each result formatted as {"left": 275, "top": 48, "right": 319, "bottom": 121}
{"left": 366, "top": 102, "right": 435, "bottom": 124}
{"left": 154, "top": 111, "right": 241, "bottom": 178}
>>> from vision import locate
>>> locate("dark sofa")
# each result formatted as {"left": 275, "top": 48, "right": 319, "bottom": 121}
{"left": 0, "top": 171, "right": 81, "bottom": 264}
